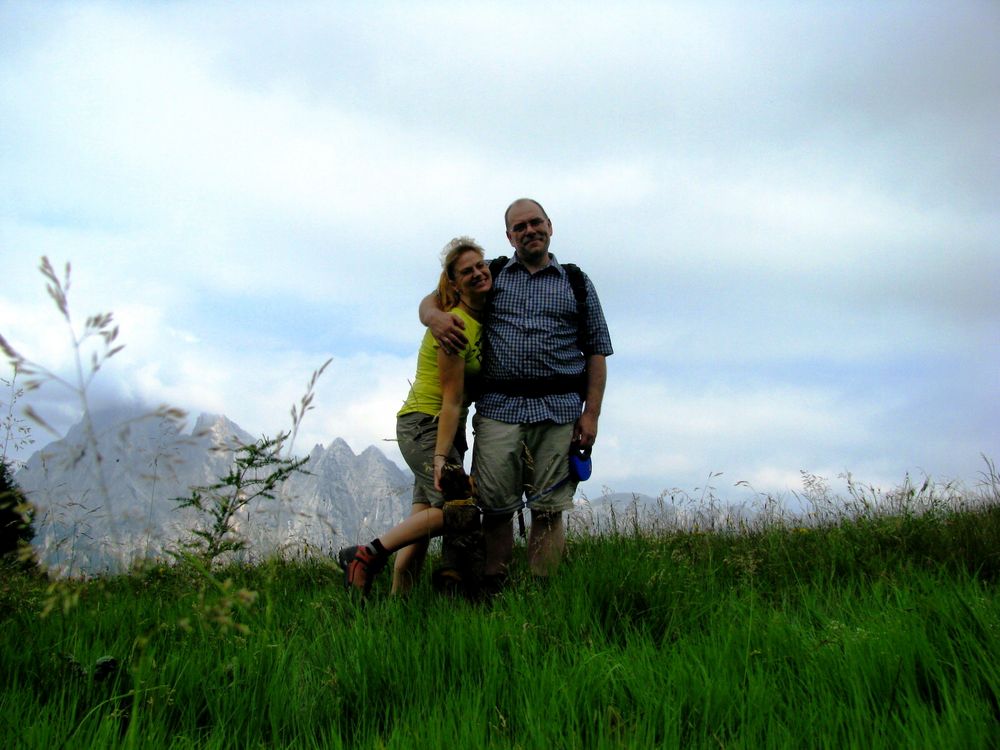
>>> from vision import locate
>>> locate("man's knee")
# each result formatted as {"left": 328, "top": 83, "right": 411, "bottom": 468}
{"left": 530, "top": 509, "right": 563, "bottom": 531}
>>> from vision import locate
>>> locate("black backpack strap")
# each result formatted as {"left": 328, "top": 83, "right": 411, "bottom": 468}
{"left": 488, "top": 256, "right": 509, "bottom": 282}
{"left": 561, "top": 262, "right": 588, "bottom": 305}
{"left": 561, "top": 263, "right": 592, "bottom": 355}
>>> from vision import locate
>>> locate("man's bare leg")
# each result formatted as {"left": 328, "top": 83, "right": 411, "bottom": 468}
{"left": 527, "top": 510, "right": 565, "bottom": 577}
{"left": 482, "top": 513, "right": 514, "bottom": 577}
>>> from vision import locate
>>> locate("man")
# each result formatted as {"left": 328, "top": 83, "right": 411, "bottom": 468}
{"left": 420, "top": 198, "right": 613, "bottom": 586}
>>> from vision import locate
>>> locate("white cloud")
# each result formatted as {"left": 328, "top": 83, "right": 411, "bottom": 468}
{"left": 2, "top": 2, "right": 996, "bottom": 501}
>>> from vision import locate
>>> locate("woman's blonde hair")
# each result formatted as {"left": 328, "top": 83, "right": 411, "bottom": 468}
{"left": 437, "top": 236, "right": 487, "bottom": 311}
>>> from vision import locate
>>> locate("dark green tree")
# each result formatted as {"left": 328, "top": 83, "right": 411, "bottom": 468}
{"left": 0, "top": 459, "right": 33, "bottom": 558}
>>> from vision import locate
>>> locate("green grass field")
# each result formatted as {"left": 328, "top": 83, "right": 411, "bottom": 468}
{"left": 2, "top": 487, "right": 1000, "bottom": 749}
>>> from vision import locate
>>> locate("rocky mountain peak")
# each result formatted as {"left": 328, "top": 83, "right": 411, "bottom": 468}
{"left": 16, "top": 405, "right": 413, "bottom": 575}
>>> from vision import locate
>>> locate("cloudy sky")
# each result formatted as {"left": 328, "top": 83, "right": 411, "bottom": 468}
{"left": 2, "top": 1, "right": 997, "bottom": 502}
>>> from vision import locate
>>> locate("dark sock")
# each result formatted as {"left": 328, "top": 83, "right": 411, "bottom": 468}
{"left": 369, "top": 538, "right": 389, "bottom": 557}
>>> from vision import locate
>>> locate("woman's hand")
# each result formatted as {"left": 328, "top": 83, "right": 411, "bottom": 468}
{"left": 433, "top": 454, "right": 447, "bottom": 491}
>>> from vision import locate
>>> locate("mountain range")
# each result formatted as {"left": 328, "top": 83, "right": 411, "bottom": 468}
{"left": 15, "top": 405, "right": 670, "bottom": 575}
{"left": 15, "top": 406, "right": 413, "bottom": 575}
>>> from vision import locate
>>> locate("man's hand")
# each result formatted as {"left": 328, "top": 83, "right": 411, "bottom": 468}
{"left": 573, "top": 411, "right": 599, "bottom": 449}
{"left": 429, "top": 309, "right": 469, "bottom": 354}
{"left": 419, "top": 290, "right": 469, "bottom": 354}
{"left": 573, "top": 355, "right": 606, "bottom": 450}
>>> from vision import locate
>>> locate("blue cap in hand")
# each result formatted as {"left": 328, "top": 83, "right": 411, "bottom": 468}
{"left": 569, "top": 447, "right": 593, "bottom": 482}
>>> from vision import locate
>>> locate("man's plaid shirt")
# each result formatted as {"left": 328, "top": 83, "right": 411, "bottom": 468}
{"left": 477, "top": 254, "right": 613, "bottom": 425}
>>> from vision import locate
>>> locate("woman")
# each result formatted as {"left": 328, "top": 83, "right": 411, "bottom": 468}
{"left": 337, "top": 237, "right": 491, "bottom": 594}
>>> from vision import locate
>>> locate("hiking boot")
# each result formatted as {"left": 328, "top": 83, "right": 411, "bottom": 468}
{"left": 337, "top": 544, "right": 387, "bottom": 594}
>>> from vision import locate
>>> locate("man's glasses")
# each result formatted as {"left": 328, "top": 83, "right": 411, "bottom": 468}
{"left": 509, "top": 217, "right": 547, "bottom": 234}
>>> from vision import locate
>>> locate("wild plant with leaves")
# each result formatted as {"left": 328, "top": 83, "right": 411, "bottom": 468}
{"left": 171, "top": 359, "right": 330, "bottom": 566}
{"left": 2, "top": 366, "right": 35, "bottom": 469}
{"left": 0, "top": 259, "right": 128, "bottom": 436}
{"left": 172, "top": 435, "right": 308, "bottom": 564}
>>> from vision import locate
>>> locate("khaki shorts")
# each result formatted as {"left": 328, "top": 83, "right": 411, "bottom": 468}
{"left": 396, "top": 412, "right": 466, "bottom": 508}
{"left": 471, "top": 415, "right": 576, "bottom": 515}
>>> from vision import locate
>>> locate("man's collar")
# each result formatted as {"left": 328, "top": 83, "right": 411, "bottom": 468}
{"left": 511, "top": 252, "right": 561, "bottom": 273}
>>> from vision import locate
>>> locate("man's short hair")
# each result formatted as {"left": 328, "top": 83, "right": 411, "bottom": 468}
{"left": 504, "top": 198, "right": 549, "bottom": 229}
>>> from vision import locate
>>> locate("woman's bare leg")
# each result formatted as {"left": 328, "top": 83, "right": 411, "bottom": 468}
{"left": 387, "top": 503, "right": 445, "bottom": 594}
